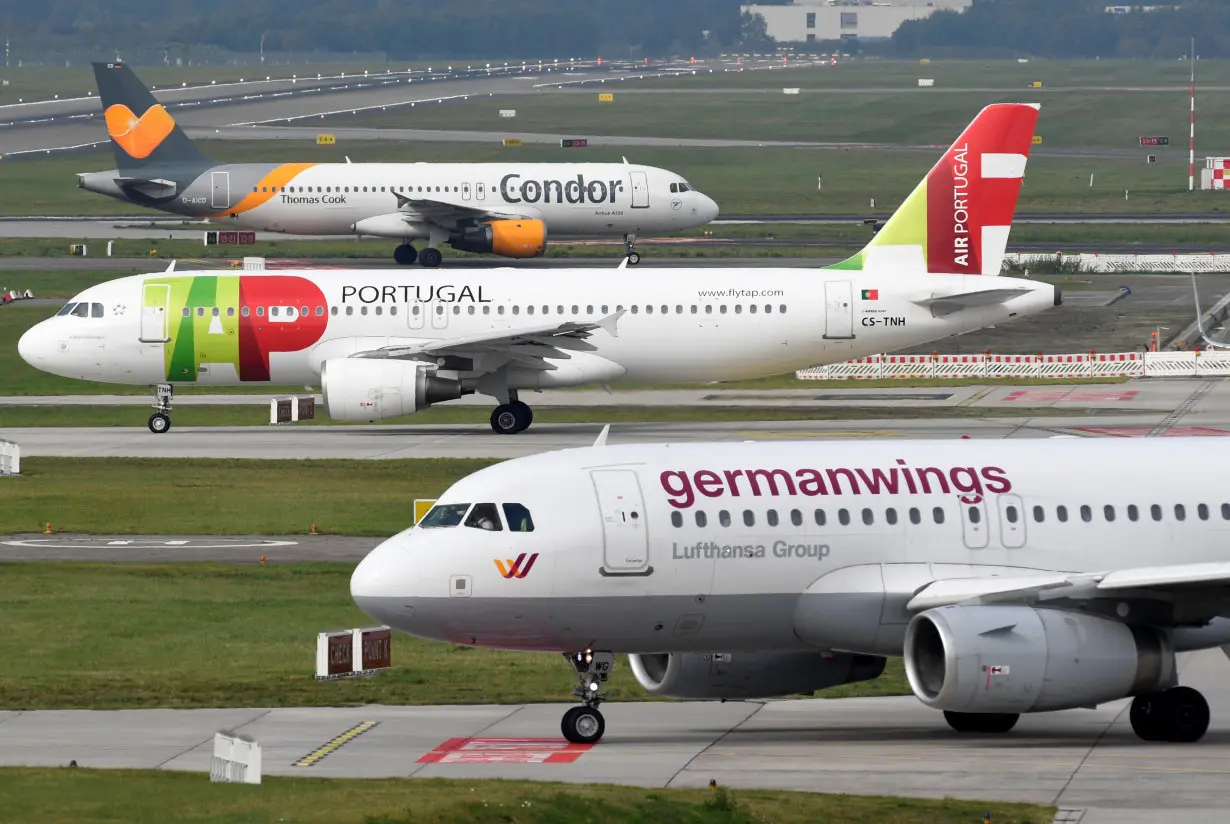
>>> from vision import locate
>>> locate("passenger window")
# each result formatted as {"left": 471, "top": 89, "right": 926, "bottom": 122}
{"left": 968, "top": 506, "right": 981, "bottom": 524}
{"left": 780, "top": 304, "right": 787, "bottom": 314}
{"left": 361, "top": 307, "right": 369, "bottom": 316}
{"left": 790, "top": 509, "right": 802, "bottom": 527}
{"left": 814, "top": 509, "right": 826, "bottom": 526}
{"left": 345, "top": 306, "right": 353, "bottom": 316}
{"left": 1151, "top": 504, "right": 1162, "bottom": 521}
{"left": 572, "top": 305, "right": 578, "bottom": 314}
{"left": 691, "top": 306, "right": 697, "bottom": 314}
{"left": 631, "top": 306, "right": 638, "bottom": 315}
{"left": 419, "top": 503, "right": 470, "bottom": 528}
{"left": 1005, "top": 505, "right": 1018, "bottom": 524}
{"left": 909, "top": 507, "right": 920, "bottom": 525}
{"left": 767, "top": 509, "right": 779, "bottom": 527}
{"left": 91, "top": 303, "right": 104, "bottom": 318}
{"left": 1080, "top": 505, "right": 1092, "bottom": 523}
{"left": 886, "top": 507, "right": 898, "bottom": 525}
{"left": 1032, "top": 505, "right": 1044, "bottom": 522}
{"left": 1223, "top": 503, "right": 1230, "bottom": 520}
{"left": 838, "top": 508, "right": 850, "bottom": 526}
{"left": 1057, "top": 505, "right": 1068, "bottom": 523}
{"left": 464, "top": 503, "right": 503, "bottom": 531}
{"left": 861, "top": 508, "right": 873, "bottom": 525}
{"left": 257, "top": 306, "right": 266, "bottom": 317}
{"left": 1103, "top": 505, "right": 1115, "bottom": 522}
{"left": 1198, "top": 503, "right": 1209, "bottom": 521}
{"left": 743, "top": 510, "right": 755, "bottom": 527}
{"left": 705, "top": 305, "right": 713, "bottom": 314}
{"left": 502, "top": 503, "right": 535, "bottom": 532}
{"left": 719, "top": 510, "right": 731, "bottom": 528}
{"left": 271, "top": 307, "right": 279, "bottom": 317}
{"left": 765, "top": 305, "right": 772, "bottom": 314}
{"left": 676, "top": 305, "right": 682, "bottom": 314}
{"left": 1175, "top": 504, "right": 1186, "bottom": 522}
{"left": 390, "top": 306, "right": 398, "bottom": 316}
{"left": 329, "top": 306, "right": 336, "bottom": 316}
{"left": 242, "top": 307, "right": 251, "bottom": 317}
{"left": 735, "top": 305, "right": 742, "bottom": 314}
{"left": 933, "top": 507, "right": 945, "bottom": 524}
{"left": 227, "top": 307, "right": 235, "bottom": 317}
{"left": 671, "top": 511, "right": 683, "bottom": 528}
{"left": 212, "top": 307, "right": 220, "bottom": 317}
{"left": 315, "top": 306, "right": 324, "bottom": 316}
{"left": 750, "top": 305, "right": 758, "bottom": 314}
{"left": 1127, "top": 504, "right": 1139, "bottom": 521}
{"left": 375, "top": 307, "right": 383, "bottom": 316}
{"left": 720, "top": 305, "right": 727, "bottom": 314}
{"left": 695, "top": 511, "right": 707, "bottom": 528}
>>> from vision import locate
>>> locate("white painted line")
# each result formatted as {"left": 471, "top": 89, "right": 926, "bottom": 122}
{"left": 164, "top": 540, "right": 189, "bottom": 546}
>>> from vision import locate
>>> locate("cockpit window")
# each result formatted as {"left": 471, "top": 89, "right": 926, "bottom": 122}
{"left": 70, "top": 303, "right": 89, "bottom": 318}
{"left": 464, "top": 503, "right": 503, "bottom": 531}
{"left": 91, "top": 303, "right": 104, "bottom": 318}
{"left": 419, "top": 503, "right": 470, "bottom": 528}
{"left": 502, "top": 503, "right": 535, "bottom": 532}
{"left": 57, "top": 303, "right": 77, "bottom": 316}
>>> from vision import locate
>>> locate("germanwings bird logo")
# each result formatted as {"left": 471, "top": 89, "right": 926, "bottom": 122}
{"left": 494, "top": 553, "right": 539, "bottom": 579}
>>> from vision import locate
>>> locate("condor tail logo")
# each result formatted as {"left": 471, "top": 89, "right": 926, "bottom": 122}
{"left": 494, "top": 553, "right": 539, "bottom": 579}
{"left": 104, "top": 103, "right": 176, "bottom": 160}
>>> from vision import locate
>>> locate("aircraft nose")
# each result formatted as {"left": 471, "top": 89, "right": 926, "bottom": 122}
{"left": 17, "top": 322, "right": 47, "bottom": 367}
{"left": 351, "top": 536, "right": 414, "bottom": 627}
{"left": 701, "top": 194, "right": 720, "bottom": 222}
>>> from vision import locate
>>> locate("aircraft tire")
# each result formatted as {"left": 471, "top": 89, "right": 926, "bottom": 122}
{"left": 510, "top": 401, "right": 533, "bottom": 429}
{"left": 1131, "top": 687, "right": 1209, "bottom": 743}
{"left": 943, "top": 711, "right": 1018, "bottom": 734}
{"left": 393, "top": 244, "right": 418, "bottom": 265}
{"left": 627, "top": 252, "right": 640, "bottom": 265}
{"left": 419, "top": 248, "right": 443, "bottom": 268}
{"left": 561, "top": 706, "right": 605, "bottom": 745}
{"left": 148, "top": 413, "right": 171, "bottom": 435}
{"left": 490, "top": 405, "right": 521, "bottom": 435}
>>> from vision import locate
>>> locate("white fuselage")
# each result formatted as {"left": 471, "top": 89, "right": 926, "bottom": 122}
{"left": 349, "top": 438, "right": 1230, "bottom": 656}
{"left": 18, "top": 269, "right": 1056, "bottom": 392}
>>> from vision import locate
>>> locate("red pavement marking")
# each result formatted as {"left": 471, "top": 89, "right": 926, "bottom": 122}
{"left": 417, "top": 737, "right": 595, "bottom": 765}
{"left": 1074, "top": 426, "right": 1230, "bottom": 438}
{"left": 1003, "top": 390, "right": 1140, "bottom": 403}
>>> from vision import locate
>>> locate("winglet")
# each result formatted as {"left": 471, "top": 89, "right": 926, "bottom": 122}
{"left": 596, "top": 309, "right": 626, "bottom": 337}
{"left": 593, "top": 424, "right": 611, "bottom": 447}
{"left": 393, "top": 191, "right": 411, "bottom": 210}
{"left": 622, "top": 156, "right": 629, "bottom": 164}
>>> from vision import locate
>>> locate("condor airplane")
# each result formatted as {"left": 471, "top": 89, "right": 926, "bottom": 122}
{"left": 23, "top": 103, "right": 1055, "bottom": 435}
{"left": 76, "top": 62, "right": 719, "bottom": 266}
{"left": 350, "top": 435, "right": 1230, "bottom": 746}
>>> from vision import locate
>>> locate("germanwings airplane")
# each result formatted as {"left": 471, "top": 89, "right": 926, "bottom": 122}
{"left": 76, "top": 62, "right": 719, "bottom": 266}
{"left": 22, "top": 103, "right": 1056, "bottom": 435}
{"left": 350, "top": 436, "right": 1230, "bottom": 746}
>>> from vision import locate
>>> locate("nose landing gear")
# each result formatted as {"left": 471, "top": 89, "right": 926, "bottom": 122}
{"left": 561, "top": 649, "right": 614, "bottom": 744}
{"left": 623, "top": 233, "right": 640, "bottom": 266}
{"left": 148, "top": 383, "right": 173, "bottom": 434}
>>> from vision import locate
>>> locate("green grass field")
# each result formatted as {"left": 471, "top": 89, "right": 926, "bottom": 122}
{"left": 0, "top": 561, "right": 909, "bottom": 709}
{"left": 0, "top": 770, "right": 1056, "bottom": 824}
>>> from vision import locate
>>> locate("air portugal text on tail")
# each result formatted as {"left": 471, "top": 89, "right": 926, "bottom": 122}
{"left": 832, "top": 103, "right": 1040, "bottom": 276}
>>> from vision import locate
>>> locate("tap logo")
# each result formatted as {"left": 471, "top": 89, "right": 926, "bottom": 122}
{"left": 494, "top": 553, "right": 539, "bottom": 579}
{"left": 105, "top": 103, "right": 175, "bottom": 159}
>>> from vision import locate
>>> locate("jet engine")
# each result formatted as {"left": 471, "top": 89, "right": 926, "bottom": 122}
{"left": 321, "top": 359, "right": 462, "bottom": 421}
{"left": 904, "top": 605, "right": 1175, "bottom": 715}
{"left": 628, "top": 651, "right": 886, "bottom": 700}
{"left": 449, "top": 219, "right": 546, "bottom": 258}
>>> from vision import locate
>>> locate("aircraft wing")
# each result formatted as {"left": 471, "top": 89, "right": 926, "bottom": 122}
{"left": 906, "top": 561, "right": 1230, "bottom": 624}
{"left": 349, "top": 311, "right": 626, "bottom": 369}
{"left": 913, "top": 287, "right": 1033, "bottom": 318}
{"left": 391, "top": 191, "right": 534, "bottom": 227}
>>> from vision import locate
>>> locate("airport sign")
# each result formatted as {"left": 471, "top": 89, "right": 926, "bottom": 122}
{"left": 1140, "top": 136, "right": 1170, "bottom": 146}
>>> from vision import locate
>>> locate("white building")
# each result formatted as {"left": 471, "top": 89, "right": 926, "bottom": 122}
{"left": 743, "top": 0, "right": 972, "bottom": 44}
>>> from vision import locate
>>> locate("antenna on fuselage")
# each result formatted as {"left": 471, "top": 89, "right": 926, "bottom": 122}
{"left": 592, "top": 424, "right": 611, "bottom": 448}
{"left": 165, "top": 260, "right": 176, "bottom": 273}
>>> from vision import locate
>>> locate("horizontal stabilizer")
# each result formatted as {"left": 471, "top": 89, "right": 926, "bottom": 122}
{"left": 914, "top": 287, "right": 1031, "bottom": 317}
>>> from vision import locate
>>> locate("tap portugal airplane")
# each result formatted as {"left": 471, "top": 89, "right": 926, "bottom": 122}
{"left": 76, "top": 62, "right": 719, "bottom": 266}
{"left": 351, "top": 435, "right": 1230, "bottom": 746}
{"left": 22, "top": 103, "right": 1056, "bottom": 435}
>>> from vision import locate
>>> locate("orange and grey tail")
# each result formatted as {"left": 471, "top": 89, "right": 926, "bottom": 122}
{"left": 93, "top": 62, "right": 210, "bottom": 171}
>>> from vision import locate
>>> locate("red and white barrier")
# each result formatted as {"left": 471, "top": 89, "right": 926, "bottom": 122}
{"left": 797, "top": 351, "right": 1209, "bottom": 381}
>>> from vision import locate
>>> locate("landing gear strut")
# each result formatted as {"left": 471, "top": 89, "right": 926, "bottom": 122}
{"left": 1130, "top": 686, "right": 1210, "bottom": 743}
{"left": 393, "top": 243, "right": 418, "bottom": 265}
{"left": 561, "top": 649, "right": 613, "bottom": 744}
{"left": 148, "top": 383, "right": 173, "bottom": 434}
{"left": 943, "top": 711, "right": 1019, "bottom": 734}
{"left": 623, "top": 233, "right": 640, "bottom": 266}
{"left": 489, "top": 392, "right": 533, "bottom": 435}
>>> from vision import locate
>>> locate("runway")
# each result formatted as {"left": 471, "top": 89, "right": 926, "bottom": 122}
{"left": 1, "top": 649, "right": 1226, "bottom": 822}
{"left": 0, "top": 534, "right": 378, "bottom": 563}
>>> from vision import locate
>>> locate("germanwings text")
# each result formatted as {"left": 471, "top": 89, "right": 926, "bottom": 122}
{"left": 660, "top": 462, "right": 1012, "bottom": 509}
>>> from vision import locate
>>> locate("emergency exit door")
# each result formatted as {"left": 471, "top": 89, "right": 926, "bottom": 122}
{"left": 823, "top": 280, "right": 854, "bottom": 339}
{"left": 139, "top": 283, "right": 170, "bottom": 343}
{"left": 591, "top": 470, "right": 652, "bottom": 575}
{"left": 629, "top": 171, "right": 649, "bottom": 208}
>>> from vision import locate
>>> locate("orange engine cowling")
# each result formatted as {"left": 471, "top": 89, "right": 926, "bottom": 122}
{"left": 449, "top": 219, "right": 546, "bottom": 258}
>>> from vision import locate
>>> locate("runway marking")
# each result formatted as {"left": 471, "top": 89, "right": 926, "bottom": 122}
{"left": 2, "top": 538, "right": 299, "bottom": 550}
{"left": 417, "top": 737, "right": 595, "bottom": 765}
{"left": 1074, "top": 426, "right": 1230, "bottom": 438}
{"left": 1002, "top": 389, "right": 1140, "bottom": 403}
{"left": 292, "top": 721, "right": 379, "bottom": 767}
{"left": 729, "top": 429, "right": 906, "bottom": 440}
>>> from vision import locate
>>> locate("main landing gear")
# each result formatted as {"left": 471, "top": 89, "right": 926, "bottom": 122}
{"left": 561, "top": 649, "right": 614, "bottom": 744}
{"left": 392, "top": 244, "right": 444, "bottom": 267}
{"left": 623, "top": 233, "right": 640, "bottom": 266}
{"left": 489, "top": 392, "right": 533, "bottom": 435}
{"left": 943, "top": 711, "right": 1019, "bottom": 734}
{"left": 148, "top": 383, "right": 173, "bottom": 434}
{"left": 1130, "top": 686, "right": 1210, "bottom": 743}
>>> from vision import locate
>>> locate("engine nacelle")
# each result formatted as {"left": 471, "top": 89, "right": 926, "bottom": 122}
{"left": 628, "top": 651, "right": 886, "bottom": 700}
{"left": 321, "top": 358, "right": 462, "bottom": 421}
{"left": 904, "top": 605, "right": 1176, "bottom": 714}
{"left": 449, "top": 219, "right": 546, "bottom": 258}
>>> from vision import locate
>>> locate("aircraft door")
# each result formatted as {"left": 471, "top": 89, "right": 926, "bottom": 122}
{"left": 407, "top": 302, "right": 426, "bottom": 330}
{"left": 629, "top": 171, "right": 649, "bottom": 208}
{"left": 431, "top": 302, "right": 449, "bottom": 330}
{"left": 210, "top": 171, "right": 230, "bottom": 210}
{"left": 462, "top": 182, "right": 472, "bottom": 201}
{"left": 823, "top": 280, "right": 854, "bottom": 339}
{"left": 139, "top": 283, "right": 171, "bottom": 343}
{"left": 591, "top": 469, "right": 651, "bottom": 575}
{"left": 960, "top": 498, "right": 990, "bottom": 550}
{"left": 997, "top": 494, "right": 1027, "bottom": 549}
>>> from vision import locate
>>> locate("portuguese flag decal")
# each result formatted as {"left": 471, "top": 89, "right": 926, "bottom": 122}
{"left": 861, "top": 289, "right": 879, "bottom": 300}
